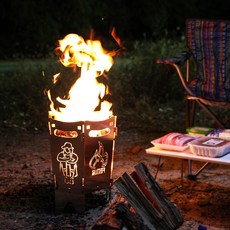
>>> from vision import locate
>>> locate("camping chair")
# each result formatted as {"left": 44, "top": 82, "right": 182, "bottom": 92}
{"left": 156, "top": 19, "right": 230, "bottom": 179}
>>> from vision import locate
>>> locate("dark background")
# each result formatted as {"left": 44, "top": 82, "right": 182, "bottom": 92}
{"left": 1, "top": 0, "right": 230, "bottom": 59}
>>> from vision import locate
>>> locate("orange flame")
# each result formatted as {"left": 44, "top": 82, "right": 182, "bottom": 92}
{"left": 48, "top": 34, "right": 114, "bottom": 122}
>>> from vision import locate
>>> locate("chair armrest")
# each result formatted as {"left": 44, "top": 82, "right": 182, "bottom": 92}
{"left": 156, "top": 51, "right": 194, "bottom": 96}
{"left": 156, "top": 51, "right": 191, "bottom": 66}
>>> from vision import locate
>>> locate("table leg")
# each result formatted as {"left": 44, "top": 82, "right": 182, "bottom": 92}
{"left": 180, "top": 159, "right": 184, "bottom": 187}
{"left": 187, "top": 160, "right": 209, "bottom": 180}
{"left": 188, "top": 160, "right": 192, "bottom": 176}
{"left": 154, "top": 156, "right": 162, "bottom": 179}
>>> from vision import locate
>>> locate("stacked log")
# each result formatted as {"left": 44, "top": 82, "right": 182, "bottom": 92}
{"left": 93, "top": 162, "right": 183, "bottom": 230}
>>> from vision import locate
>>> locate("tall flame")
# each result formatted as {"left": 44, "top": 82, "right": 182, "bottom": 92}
{"left": 48, "top": 34, "right": 114, "bottom": 122}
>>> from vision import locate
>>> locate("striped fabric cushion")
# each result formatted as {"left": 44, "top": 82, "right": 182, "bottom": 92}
{"left": 186, "top": 19, "right": 230, "bottom": 102}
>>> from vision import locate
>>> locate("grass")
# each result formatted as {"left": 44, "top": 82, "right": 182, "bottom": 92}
{"left": 0, "top": 39, "right": 214, "bottom": 134}
{"left": 0, "top": 58, "right": 61, "bottom": 131}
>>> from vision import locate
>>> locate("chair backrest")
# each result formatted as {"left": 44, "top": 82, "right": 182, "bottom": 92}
{"left": 186, "top": 19, "right": 230, "bottom": 102}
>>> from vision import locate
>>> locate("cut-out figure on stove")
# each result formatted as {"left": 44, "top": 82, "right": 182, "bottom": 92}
{"left": 89, "top": 141, "right": 108, "bottom": 176}
{"left": 57, "top": 142, "right": 79, "bottom": 184}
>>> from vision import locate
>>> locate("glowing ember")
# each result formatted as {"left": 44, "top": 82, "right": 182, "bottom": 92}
{"left": 47, "top": 33, "right": 115, "bottom": 122}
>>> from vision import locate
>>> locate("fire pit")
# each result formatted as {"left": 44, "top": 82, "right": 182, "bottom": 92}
{"left": 48, "top": 116, "right": 117, "bottom": 213}
{"left": 46, "top": 33, "right": 118, "bottom": 213}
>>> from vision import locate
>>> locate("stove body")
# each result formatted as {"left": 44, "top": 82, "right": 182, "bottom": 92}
{"left": 48, "top": 116, "right": 117, "bottom": 213}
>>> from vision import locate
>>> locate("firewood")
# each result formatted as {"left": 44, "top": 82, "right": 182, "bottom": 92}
{"left": 134, "top": 162, "right": 184, "bottom": 227}
{"left": 92, "top": 193, "right": 123, "bottom": 230}
{"left": 114, "top": 162, "right": 183, "bottom": 230}
{"left": 114, "top": 173, "right": 164, "bottom": 229}
{"left": 115, "top": 202, "right": 150, "bottom": 230}
{"left": 93, "top": 192, "right": 149, "bottom": 230}
{"left": 93, "top": 163, "right": 183, "bottom": 230}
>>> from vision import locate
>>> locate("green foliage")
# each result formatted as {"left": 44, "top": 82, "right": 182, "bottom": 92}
{"left": 2, "top": 0, "right": 228, "bottom": 133}
{"left": 0, "top": 39, "right": 193, "bottom": 133}
{"left": 107, "top": 38, "right": 221, "bottom": 133}
{"left": 3, "top": 0, "right": 230, "bottom": 59}
{"left": 109, "top": 39, "right": 186, "bottom": 120}
{"left": 0, "top": 58, "right": 61, "bottom": 131}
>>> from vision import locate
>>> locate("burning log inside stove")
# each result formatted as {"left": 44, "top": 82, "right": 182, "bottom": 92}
{"left": 93, "top": 163, "right": 183, "bottom": 230}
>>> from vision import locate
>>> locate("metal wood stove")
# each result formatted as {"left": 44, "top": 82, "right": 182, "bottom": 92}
{"left": 48, "top": 116, "right": 117, "bottom": 213}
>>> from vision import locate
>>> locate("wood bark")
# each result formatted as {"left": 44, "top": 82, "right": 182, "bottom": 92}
{"left": 93, "top": 162, "right": 183, "bottom": 230}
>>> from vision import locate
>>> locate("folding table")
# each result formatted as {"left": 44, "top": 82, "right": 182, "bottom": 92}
{"left": 146, "top": 146, "right": 230, "bottom": 180}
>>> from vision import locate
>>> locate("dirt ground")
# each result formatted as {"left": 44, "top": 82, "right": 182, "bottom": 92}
{"left": 0, "top": 128, "right": 230, "bottom": 230}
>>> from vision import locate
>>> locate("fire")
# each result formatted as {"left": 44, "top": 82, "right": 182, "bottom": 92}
{"left": 48, "top": 33, "right": 114, "bottom": 122}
